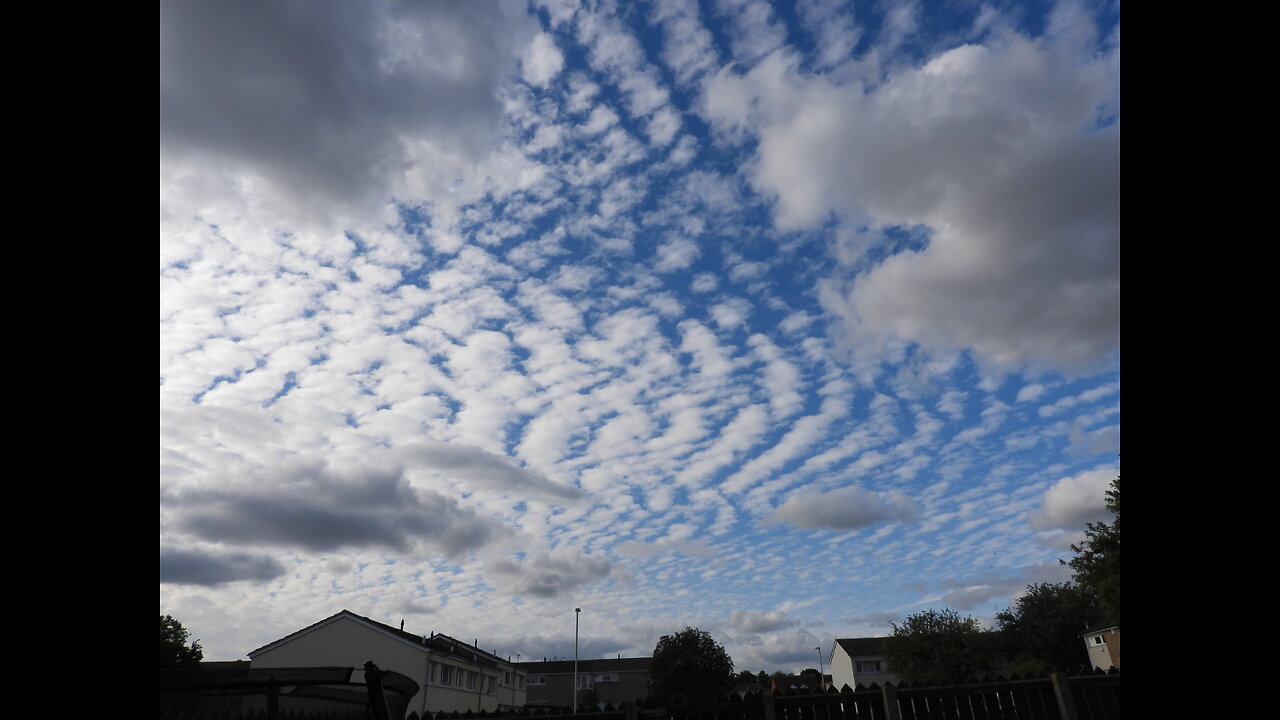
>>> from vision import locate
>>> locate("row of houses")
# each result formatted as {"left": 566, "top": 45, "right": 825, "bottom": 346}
{"left": 242, "top": 610, "right": 1118, "bottom": 716}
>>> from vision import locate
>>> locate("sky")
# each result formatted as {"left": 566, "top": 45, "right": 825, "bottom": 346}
{"left": 159, "top": 0, "right": 1120, "bottom": 672}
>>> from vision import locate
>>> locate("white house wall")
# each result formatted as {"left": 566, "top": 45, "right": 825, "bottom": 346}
{"left": 829, "top": 643, "right": 857, "bottom": 692}
{"left": 250, "top": 615, "right": 520, "bottom": 716}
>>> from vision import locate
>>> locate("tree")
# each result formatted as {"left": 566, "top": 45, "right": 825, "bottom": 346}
{"left": 161, "top": 614, "right": 203, "bottom": 668}
{"left": 648, "top": 627, "right": 734, "bottom": 702}
{"left": 881, "top": 609, "right": 999, "bottom": 683}
{"left": 1067, "top": 475, "right": 1120, "bottom": 622}
{"left": 995, "top": 583, "right": 1101, "bottom": 673}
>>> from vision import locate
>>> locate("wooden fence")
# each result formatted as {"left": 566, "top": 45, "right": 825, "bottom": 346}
{"left": 160, "top": 670, "right": 1118, "bottom": 720}
{"left": 411, "top": 672, "right": 1119, "bottom": 720}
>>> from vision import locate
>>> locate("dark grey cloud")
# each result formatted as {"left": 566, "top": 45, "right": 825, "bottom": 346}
{"left": 160, "top": 548, "right": 286, "bottom": 586}
{"left": 160, "top": 0, "right": 527, "bottom": 209}
{"left": 940, "top": 585, "right": 1010, "bottom": 610}
{"left": 765, "top": 486, "right": 918, "bottom": 531}
{"left": 864, "top": 612, "right": 900, "bottom": 629}
{"left": 171, "top": 463, "right": 500, "bottom": 557}
{"left": 486, "top": 548, "right": 614, "bottom": 598}
{"left": 396, "top": 442, "right": 584, "bottom": 501}
{"left": 750, "top": 630, "right": 825, "bottom": 668}
{"left": 728, "top": 610, "right": 795, "bottom": 634}
{"left": 509, "top": 633, "right": 636, "bottom": 663}
{"left": 396, "top": 598, "right": 438, "bottom": 616}
{"left": 935, "top": 562, "right": 1075, "bottom": 610}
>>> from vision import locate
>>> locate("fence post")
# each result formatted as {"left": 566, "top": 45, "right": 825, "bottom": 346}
{"left": 761, "top": 691, "right": 776, "bottom": 720}
{"left": 880, "top": 685, "right": 900, "bottom": 720}
{"left": 265, "top": 675, "right": 279, "bottom": 720}
{"left": 1049, "top": 673, "right": 1079, "bottom": 720}
{"left": 366, "top": 661, "right": 394, "bottom": 720}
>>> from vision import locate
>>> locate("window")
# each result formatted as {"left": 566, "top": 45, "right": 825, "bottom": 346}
{"left": 439, "top": 665, "right": 455, "bottom": 686}
{"left": 576, "top": 675, "right": 592, "bottom": 689}
{"left": 486, "top": 676, "right": 496, "bottom": 694}
{"left": 528, "top": 676, "right": 546, "bottom": 686}
{"left": 855, "top": 660, "right": 882, "bottom": 673}
{"left": 466, "top": 671, "right": 477, "bottom": 690}
{"left": 594, "top": 673, "right": 618, "bottom": 682}
{"left": 1093, "top": 635, "right": 1105, "bottom": 645}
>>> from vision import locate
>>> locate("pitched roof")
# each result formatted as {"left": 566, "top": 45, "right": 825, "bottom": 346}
{"left": 834, "top": 637, "right": 886, "bottom": 658}
{"left": 518, "top": 657, "right": 652, "bottom": 675}
{"left": 247, "top": 609, "right": 514, "bottom": 668}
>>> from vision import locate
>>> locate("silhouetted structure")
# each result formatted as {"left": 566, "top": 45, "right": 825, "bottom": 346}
{"left": 519, "top": 657, "right": 652, "bottom": 707}
{"left": 159, "top": 661, "right": 417, "bottom": 719}
{"left": 249, "top": 610, "right": 527, "bottom": 716}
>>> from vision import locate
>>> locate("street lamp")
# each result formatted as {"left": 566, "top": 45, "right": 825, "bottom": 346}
{"left": 815, "top": 647, "right": 825, "bottom": 691}
{"left": 574, "top": 608, "right": 581, "bottom": 714}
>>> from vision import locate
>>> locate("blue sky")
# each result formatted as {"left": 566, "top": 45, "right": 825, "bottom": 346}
{"left": 160, "top": 0, "right": 1119, "bottom": 670}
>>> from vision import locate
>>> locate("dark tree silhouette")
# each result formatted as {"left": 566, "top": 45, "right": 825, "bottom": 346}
{"left": 996, "top": 582, "right": 1101, "bottom": 673}
{"left": 649, "top": 627, "right": 734, "bottom": 702}
{"left": 1067, "top": 475, "right": 1120, "bottom": 622}
{"left": 881, "top": 609, "right": 999, "bottom": 683}
{"left": 161, "top": 614, "right": 204, "bottom": 668}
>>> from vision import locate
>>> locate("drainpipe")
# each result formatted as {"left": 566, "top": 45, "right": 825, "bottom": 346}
{"left": 574, "top": 608, "right": 581, "bottom": 714}
{"left": 421, "top": 643, "right": 432, "bottom": 717}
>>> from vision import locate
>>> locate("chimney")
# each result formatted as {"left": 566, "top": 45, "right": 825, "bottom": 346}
{"left": 400, "top": 620, "right": 405, "bottom": 632}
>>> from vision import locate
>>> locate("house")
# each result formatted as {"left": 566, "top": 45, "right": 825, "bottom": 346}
{"left": 1081, "top": 623, "right": 1120, "bottom": 670}
{"left": 518, "top": 657, "right": 652, "bottom": 707}
{"left": 247, "top": 610, "right": 527, "bottom": 716}
{"left": 828, "top": 637, "right": 900, "bottom": 689}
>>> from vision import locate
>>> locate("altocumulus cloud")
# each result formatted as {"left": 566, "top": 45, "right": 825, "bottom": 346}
{"left": 765, "top": 486, "right": 919, "bottom": 531}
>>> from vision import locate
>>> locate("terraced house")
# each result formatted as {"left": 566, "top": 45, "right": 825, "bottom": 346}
{"left": 249, "top": 610, "right": 527, "bottom": 716}
{"left": 518, "top": 657, "right": 652, "bottom": 708}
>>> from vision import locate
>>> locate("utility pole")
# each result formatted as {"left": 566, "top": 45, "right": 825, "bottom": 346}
{"left": 815, "top": 647, "right": 825, "bottom": 691}
{"left": 574, "top": 608, "right": 581, "bottom": 714}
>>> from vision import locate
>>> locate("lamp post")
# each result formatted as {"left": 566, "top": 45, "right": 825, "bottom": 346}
{"left": 574, "top": 608, "right": 581, "bottom": 714}
{"left": 815, "top": 647, "right": 825, "bottom": 691}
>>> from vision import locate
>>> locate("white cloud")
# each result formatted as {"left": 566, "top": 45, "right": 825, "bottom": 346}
{"left": 1029, "top": 466, "right": 1116, "bottom": 530}
{"left": 706, "top": 26, "right": 1120, "bottom": 371}
{"left": 523, "top": 32, "right": 565, "bottom": 87}
{"left": 651, "top": 0, "right": 720, "bottom": 87}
